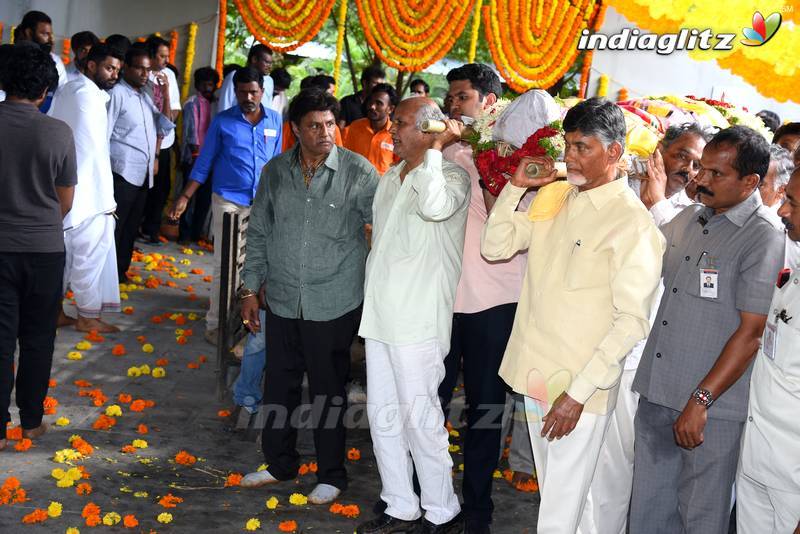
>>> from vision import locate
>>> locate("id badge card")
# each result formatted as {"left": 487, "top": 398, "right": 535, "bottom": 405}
{"left": 700, "top": 269, "right": 718, "bottom": 298}
{"left": 264, "top": 128, "right": 278, "bottom": 139}
{"left": 763, "top": 322, "right": 777, "bottom": 360}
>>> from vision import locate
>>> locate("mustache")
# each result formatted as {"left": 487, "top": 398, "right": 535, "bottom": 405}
{"left": 696, "top": 185, "right": 715, "bottom": 197}
{"left": 783, "top": 217, "right": 795, "bottom": 231}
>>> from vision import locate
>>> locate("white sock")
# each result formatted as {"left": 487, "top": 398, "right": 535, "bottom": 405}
{"left": 308, "top": 483, "right": 341, "bottom": 504}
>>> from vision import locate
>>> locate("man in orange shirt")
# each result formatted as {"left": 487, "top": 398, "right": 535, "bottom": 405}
{"left": 344, "top": 83, "right": 398, "bottom": 175}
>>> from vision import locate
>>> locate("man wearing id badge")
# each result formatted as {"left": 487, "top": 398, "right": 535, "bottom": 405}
{"left": 737, "top": 168, "right": 800, "bottom": 533}
{"left": 631, "top": 126, "right": 785, "bottom": 533}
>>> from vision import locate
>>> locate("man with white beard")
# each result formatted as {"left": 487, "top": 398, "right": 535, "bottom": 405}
{"left": 50, "top": 44, "right": 123, "bottom": 332}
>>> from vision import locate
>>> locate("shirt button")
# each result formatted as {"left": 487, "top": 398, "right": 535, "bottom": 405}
{"left": 748, "top": 416, "right": 753, "bottom": 422}
{"left": 662, "top": 320, "right": 668, "bottom": 326}
{"left": 656, "top": 352, "right": 662, "bottom": 358}
{"left": 685, "top": 256, "right": 690, "bottom": 261}
{"left": 304, "top": 242, "right": 308, "bottom": 246}
{"left": 672, "top": 288, "right": 678, "bottom": 293}
{"left": 306, "top": 198, "right": 311, "bottom": 203}
{"left": 703, "top": 229, "right": 709, "bottom": 235}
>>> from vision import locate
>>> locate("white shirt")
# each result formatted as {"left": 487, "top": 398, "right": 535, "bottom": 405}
{"left": 740, "top": 265, "right": 800, "bottom": 492}
{"left": 147, "top": 67, "right": 181, "bottom": 149}
{"left": 650, "top": 187, "right": 695, "bottom": 227}
{"left": 217, "top": 70, "right": 274, "bottom": 115}
{"left": 49, "top": 73, "right": 116, "bottom": 229}
{"left": 271, "top": 90, "right": 288, "bottom": 117}
{"left": 51, "top": 52, "right": 67, "bottom": 88}
{"left": 66, "top": 62, "right": 82, "bottom": 83}
{"left": 359, "top": 150, "right": 471, "bottom": 353}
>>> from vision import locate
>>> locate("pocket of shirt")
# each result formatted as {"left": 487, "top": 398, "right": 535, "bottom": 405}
{"left": 564, "top": 245, "right": 608, "bottom": 291}
{"left": 684, "top": 257, "right": 734, "bottom": 304}
{"left": 317, "top": 197, "right": 349, "bottom": 239}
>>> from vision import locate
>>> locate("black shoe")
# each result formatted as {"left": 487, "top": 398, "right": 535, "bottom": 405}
{"left": 417, "top": 513, "right": 463, "bottom": 534}
{"left": 356, "top": 513, "right": 420, "bottom": 534}
{"left": 373, "top": 499, "right": 389, "bottom": 516}
{"left": 463, "top": 519, "right": 490, "bottom": 534}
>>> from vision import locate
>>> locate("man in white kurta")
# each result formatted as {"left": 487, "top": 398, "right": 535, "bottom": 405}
{"left": 49, "top": 44, "right": 122, "bottom": 332}
{"left": 356, "top": 98, "right": 470, "bottom": 534}
{"left": 737, "top": 169, "right": 800, "bottom": 533}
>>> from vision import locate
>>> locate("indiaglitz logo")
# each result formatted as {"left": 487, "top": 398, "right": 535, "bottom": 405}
{"left": 740, "top": 11, "right": 782, "bottom": 46}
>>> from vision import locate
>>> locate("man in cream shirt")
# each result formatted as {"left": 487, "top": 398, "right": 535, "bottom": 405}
{"left": 737, "top": 168, "right": 800, "bottom": 533}
{"left": 356, "top": 97, "right": 470, "bottom": 534}
{"left": 481, "top": 98, "right": 665, "bottom": 533}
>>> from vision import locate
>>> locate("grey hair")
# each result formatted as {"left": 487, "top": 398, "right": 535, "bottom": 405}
{"left": 769, "top": 143, "right": 794, "bottom": 190}
{"left": 563, "top": 97, "right": 626, "bottom": 153}
{"left": 662, "top": 122, "right": 717, "bottom": 149}
{"left": 413, "top": 99, "right": 446, "bottom": 130}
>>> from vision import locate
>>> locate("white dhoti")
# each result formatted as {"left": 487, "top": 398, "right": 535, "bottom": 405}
{"left": 64, "top": 212, "right": 120, "bottom": 318}
{"left": 736, "top": 470, "right": 800, "bottom": 533}
{"left": 524, "top": 396, "right": 612, "bottom": 534}
{"left": 365, "top": 338, "right": 461, "bottom": 525}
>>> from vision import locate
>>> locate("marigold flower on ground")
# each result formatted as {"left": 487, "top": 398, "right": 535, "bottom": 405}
{"left": 245, "top": 517, "right": 261, "bottom": 530}
{"left": 142, "top": 343, "right": 154, "bottom": 353}
{"left": 136, "top": 335, "right": 147, "bottom": 344}
{"left": 48, "top": 379, "right": 57, "bottom": 388}
{"left": 298, "top": 464, "right": 309, "bottom": 476}
{"left": 92, "top": 414, "right": 116, "bottom": 431}
{"left": 127, "top": 367, "right": 141, "bottom": 378}
{"left": 152, "top": 367, "right": 166, "bottom": 378}
{"left": 65, "top": 290, "right": 74, "bottom": 299}
{"left": 75, "top": 341, "right": 92, "bottom": 350}
{"left": 288, "top": 493, "right": 307, "bottom": 505}
{"left": 203, "top": 275, "right": 213, "bottom": 283}
{"left": 55, "top": 417, "right": 70, "bottom": 427}
{"left": 341, "top": 504, "right": 360, "bottom": 518}
{"left": 66, "top": 528, "right": 80, "bottom": 534}
{"left": 81, "top": 502, "right": 100, "bottom": 518}
{"left": 77, "top": 465, "right": 90, "bottom": 479}
{"left": 21, "top": 508, "right": 48, "bottom": 523}
{"left": 176, "top": 336, "right": 188, "bottom": 345}
{"left": 150, "top": 315, "right": 163, "bottom": 324}
{"left": 118, "top": 393, "right": 132, "bottom": 404}
{"left": 132, "top": 439, "right": 148, "bottom": 449}
{"left": 85, "top": 514, "right": 101, "bottom": 527}
{"left": 198, "top": 355, "right": 207, "bottom": 363}
{"left": 278, "top": 520, "right": 298, "bottom": 532}
{"left": 43, "top": 396, "right": 59, "bottom": 414}
{"left": 129, "top": 399, "right": 146, "bottom": 412}
{"left": 47, "top": 501, "right": 63, "bottom": 518}
{"left": 73, "top": 379, "right": 92, "bottom": 388}
{"left": 14, "top": 438, "right": 31, "bottom": 451}
{"left": 329, "top": 503, "right": 343, "bottom": 514}
{"left": 53, "top": 448, "right": 83, "bottom": 463}
{"left": 188, "top": 313, "right": 199, "bottom": 320}
{"left": 84, "top": 331, "right": 104, "bottom": 342}
{"left": 217, "top": 410, "right": 231, "bottom": 418}
{"left": 266, "top": 496, "right": 279, "bottom": 510}
{"left": 57, "top": 477, "right": 75, "bottom": 488}
{"left": 347, "top": 448, "right": 361, "bottom": 461}
{"left": 136, "top": 424, "right": 148, "bottom": 434}
{"left": 187, "top": 362, "right": 200, "bottom": 369}
{"left": 155, "top": 358, "right": 169, "bottom": 366}
{"left": 225, "top": 473, "right": 243, "bottom": 487}
{"left": 175, "top": 315, "right": 186, "bottom": 325}
{"left": 102, "top": 511, "right": 121, "bottom": 525}
{"left": 67, "top": 351, "right": 83, "bottom": 361}
{"left": 122, "top": 514, "right": 138, "bottom": 528}
{"left": 112, "top": 344, "right": 127, "bottom": 356}
{"left": 174, "top": 450, "right": 196, "bottom": 465}
{"left": 157, "top": 512, "right": 173, "bottom": 523}
{"left": 123, "top": 306, "right": 134, "bottom": 314}
{"left": 308, "top": 462, "right": 318, "bottom": 473}
{"left": 5, "top": 426, "right": 22, "bottom": 440}
{"left": 105, "top": 405, "right": 122, "bottom": 417}
{"left": 158, "top": 493, "right": 183, "bottom": 508}
{"left": 120, "top": 445, "right": 137, "bottom": 454}
{"left": 76, "top": 483, "right": 92, "bottom": 495}
{"left": 138, "top": 364, "right": 151, "bottom": 375}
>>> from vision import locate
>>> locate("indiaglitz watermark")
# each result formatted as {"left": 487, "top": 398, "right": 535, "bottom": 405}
{"left": 577, "top": 28, "right": 736, "bottom": 55}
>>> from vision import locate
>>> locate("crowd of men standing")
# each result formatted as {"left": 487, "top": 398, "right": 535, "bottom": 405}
{"left": 1, "top": 8, "right": 799, "bottom": 534}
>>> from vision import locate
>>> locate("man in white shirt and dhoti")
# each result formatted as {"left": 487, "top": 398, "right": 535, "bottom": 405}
{"left": 50, "top": 43, "right": 123, "bottom": 333}
{"left": 356, "top": 97, "right": 470, "bottom": 534}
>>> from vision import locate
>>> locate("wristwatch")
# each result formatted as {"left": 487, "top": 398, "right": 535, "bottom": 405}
{"left": 237, "top": 288, "right": 257, "bottom": 301}
{"left": 691, "top": 387, "right": 714, "bottom": 408}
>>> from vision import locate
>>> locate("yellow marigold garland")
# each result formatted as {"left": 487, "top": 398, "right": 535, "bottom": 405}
{"left": 215, "top": 0, "right": 227, "bottom": 83}
{"left": 234, "top": 0, "right": 336, "bottom": 52}
{"left": 596, "top": 73, "right": 609, "bottom": 97}
{"left": 333, "top": 0, "right": 348, "bottom": 94}
{"left": 355, "top": 0, "right": 476, "bottom": 71}
{"left": 9, "top": 25, "right": 15, "bottom": 44}
{"left": 608, "top": 0, "right": 800, "bottom": 103}
{"left": 467, "top": 0, "right": 483, "bottom": 64}
{"left": 484, "top": 0, "right": 602, "bottom": 92}
{"left": 181, "top": 23, "right": 197, "bottom": 102}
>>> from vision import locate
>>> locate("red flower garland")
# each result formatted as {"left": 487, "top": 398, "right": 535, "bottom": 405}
{"left": 475, "top": 126, "right": 560, "bottom": 196}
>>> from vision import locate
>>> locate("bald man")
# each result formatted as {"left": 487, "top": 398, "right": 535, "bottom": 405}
{"left": 356, "top": 98, "right": 471, "bottom": 534}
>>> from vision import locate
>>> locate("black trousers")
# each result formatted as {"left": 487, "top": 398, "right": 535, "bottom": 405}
{"left": 178, "top": 161, "right": 212, "bottom": 242}
{"left": 261, "top": 305, "right": 360, "bottom": 490}
{"left": 438, "top": 303, "right": 517, "bottom": 525}
{"left": 141, "top": 148, "right": 172, "bottom": 240}
{"left": 113, "top": 173, "right": 149, "bottom": 281}
{"left": 0, "top": 252, "right": 64, "bottom": 430}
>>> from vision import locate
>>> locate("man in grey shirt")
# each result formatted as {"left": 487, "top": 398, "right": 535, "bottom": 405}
{"left": 108, "top": 46, "right": 173, "bottom": 282}
{"left": 631, "top": 126, "right": 785, "bottom": 533}
{"left": 239, "top": 89, "right": 378, "bottom": 504}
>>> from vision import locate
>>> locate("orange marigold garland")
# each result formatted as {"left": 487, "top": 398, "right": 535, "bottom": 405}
{"left": 62, "top": 38, "right": 71, "bottom": 65}
{"left": 233, "top": 0, "right": 336, "bottom": 53}
{"left": 169, "top": 29, "right": 178, "bottom": 65}
{"left": 355, "top": 0, "right": 476, "bottom": 71}
{"left": 485, "top": 0, "right": 603, "bottom": 92}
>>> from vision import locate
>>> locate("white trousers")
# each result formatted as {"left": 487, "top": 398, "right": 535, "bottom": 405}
{"left": 736, "top": 470, "right": 800, "bottom": 534}
{"left": 365, "top": 338, "right": 461, "bottom": 525}
{"left": 206, "top": 193, "right": 250, "bottom": 331}
{"left": 524, "top": 396, "right": 611, "bottom": 534}
{"left": 581, "top": 369, "right": 638, "bottom": 534}
{"left": 64, "top": 213, "right": 120, "bottom": 319}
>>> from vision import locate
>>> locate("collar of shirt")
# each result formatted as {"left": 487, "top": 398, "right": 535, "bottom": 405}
{"left": 572, "top": 177, "right": 629, "bottom": 211}
{"left": 75, "top": 72, "right": 110, "bottom": 104}
{"left": 366, "top": 118, "right": 392, "bottom": 134}
{"left": 291, "top": 144, "right": 340, "bottom": 173}
{"left": 698, "top": 188, "right": 762, "bottom": 228}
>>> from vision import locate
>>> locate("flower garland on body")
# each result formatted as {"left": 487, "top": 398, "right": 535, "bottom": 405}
{"left": 354, "top": 0, "right": 476, "bottom": 71}
{"left": 181, "top": 23, "right": 197, "bottom": 102}
{"left": 485, "top": 0, "right": 604, "bottom": 92}
{"left": 234, "top": 0, "right": 336, "bottom": 52}
{"left": 333, "top": 0, "right": 348, "bottom": 93}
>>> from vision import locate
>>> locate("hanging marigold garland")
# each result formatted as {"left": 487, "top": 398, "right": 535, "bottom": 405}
{"left": 62, "top": 38, "right": 71, "bottom": 65}
{"left": 169, "top": 30, "right": 179, "bottom": 65}
{"left": 233, "top": 0, "right": 336, "bottom": 52}
{"left": 0, "top": 23, "right": 4, "bottom": 43}
{"left": 215, "top": 0, "right": 227, "bottom": 83}
{"left": 578, "top": 2, "right": 607, "bottom": 97}
{"left": 333, "top": 0, "right": 348, "bottom": 94}
{"left": 354, "top": 0, "right": 477, "bottom": 72}
{"left": 10, "top": 25, "right": 16, "bottom": 44}
{"left": 181, "top": 23, "right": 198, "bottom": 102}
{"left": 484, "top": 0, "right": 602, "bottom": 92}
{"left": 467, "top": 0, "right": 483, "bottom": 64}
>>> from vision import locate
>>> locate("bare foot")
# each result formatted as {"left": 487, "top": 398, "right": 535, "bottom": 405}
{"left": 22, "top": 423, "right": 47, "bottom": 440}
{"left": 57, "top": 309, "right": 77, "bottom": 327}
{"left": 75, "top": 317, "right": 120, "bottom": 333}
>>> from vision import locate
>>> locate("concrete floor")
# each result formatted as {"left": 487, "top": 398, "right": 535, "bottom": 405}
{"left": 0, "top": 241, "right": 538, "bottom": 533}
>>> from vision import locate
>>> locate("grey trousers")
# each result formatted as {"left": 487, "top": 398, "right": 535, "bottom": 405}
{"left": 629, "top": 398, "right": 742, "bottom": 534}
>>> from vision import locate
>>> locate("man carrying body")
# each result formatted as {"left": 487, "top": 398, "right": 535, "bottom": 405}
{"left": 355, "top": 97, "right": 470, "bottom": 534}
{"left": 481, "top": 98, "right": 665, "bottom": 533}
{"left": 50, "top": 43, "right": 124, "bottom": 333}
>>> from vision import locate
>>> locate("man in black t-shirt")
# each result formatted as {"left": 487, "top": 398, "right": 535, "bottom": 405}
{"left": 337, "top": 65, "right": 386, "bottom": 129}
{"left": 0, "top": 45, "right": 77, "bottom": 450}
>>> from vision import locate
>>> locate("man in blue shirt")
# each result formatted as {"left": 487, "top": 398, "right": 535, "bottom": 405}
{"left": 170, "top": 67, "right": 282, "bottom": 344}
